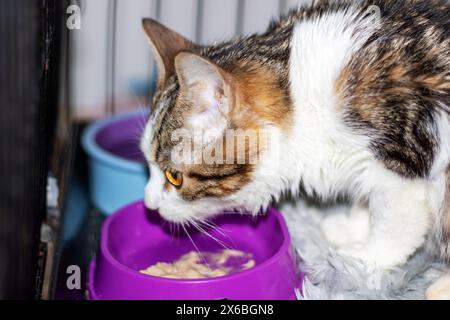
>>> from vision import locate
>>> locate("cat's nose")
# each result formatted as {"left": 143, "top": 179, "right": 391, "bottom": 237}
{"left": 144, "top": 193, "right": 160, "bottom": 210}
{"left": 144, "top": 181, "right": 161, "bottom": 210}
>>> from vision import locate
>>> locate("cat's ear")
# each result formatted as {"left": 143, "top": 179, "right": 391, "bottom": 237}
{"left": 142, "top": 18, "right": 198, "bottom": 85}
{"left": 174, "top": 52, "right": 233, "bottom": 140}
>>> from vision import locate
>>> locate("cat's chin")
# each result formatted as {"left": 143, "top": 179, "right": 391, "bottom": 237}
{"left": 156, "top": 202, "right": 220, "bottom": 224}
{"left": 155, "top": 201, "right": 257, "bottom": 224}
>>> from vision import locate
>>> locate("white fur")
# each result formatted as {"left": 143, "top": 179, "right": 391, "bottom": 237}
{"left": 429, "top": 111, "right": 450, "bottom": 226}
{"left": 339, "top": 176, "right": 431, "bottom": 268}
{"left": 321, "top": 203, "right": 370, "bottom": 247}
{"left": 430, "top": 111, "right": 450, "bottom": 179}
{"left": 286, "top": 11, "right": 435, "bottom": 268}
{"left": 144, "top": 163, "right": 165, "bottom": 210}
{"left": 141, "top": 8, "right": 445, "bottom": 269}
{"left": 140, "top": 117, "right": 153, "bottom": 163}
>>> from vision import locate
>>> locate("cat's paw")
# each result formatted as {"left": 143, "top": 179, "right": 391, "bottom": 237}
{"left": 321, "top": 204, "right": 370, "bottom": 248}
{"left": 426, "top": 274, "right": 450, "bottom": 300}
{"left": 338, "top": 243, "right": 407, "bottom": 270}
{"left": 321, "top": 215, "right": 358, "bottom": 247}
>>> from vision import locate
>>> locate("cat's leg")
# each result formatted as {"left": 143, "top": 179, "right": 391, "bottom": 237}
{"left": 321, "top": 202, "right": 370, "bottom": 247}
{"left": 339, "top": 177, "right": 431, "bottom": 269}
{"left": 426, "top": 273, "right": 450, "bottom": 300}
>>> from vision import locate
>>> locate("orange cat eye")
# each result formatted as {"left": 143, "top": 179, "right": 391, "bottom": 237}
{"left": 165, "top": 170, "right": 183, "bottom": 188}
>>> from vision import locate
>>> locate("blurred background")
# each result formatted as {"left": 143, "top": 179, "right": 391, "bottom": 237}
{"left": 0, "top": 0, "right": 311, "bottom": 300}
{"left": 71, "top": 0, "right": 310, "bottom": 119}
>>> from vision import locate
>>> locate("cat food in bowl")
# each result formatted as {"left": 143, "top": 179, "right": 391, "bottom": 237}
{"left": 139, "top": 250, "right": 256, "bottom": 279}
{"left": 82, "top": 110, "right": 149, "bottom": 215}
{"left": 88, "top": 201, "right": 303, "bottom": 300}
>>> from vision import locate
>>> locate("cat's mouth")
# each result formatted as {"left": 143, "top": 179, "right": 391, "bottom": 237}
{"left": 156, "top": 201, "right": 229, "bottom": 224}
{"left": 153, "top": 194, "right": 255, "bottom": 224}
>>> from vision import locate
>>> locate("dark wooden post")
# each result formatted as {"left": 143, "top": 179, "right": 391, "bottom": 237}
{"left": 0, "top": 0, "right": 62, "bottom": 299}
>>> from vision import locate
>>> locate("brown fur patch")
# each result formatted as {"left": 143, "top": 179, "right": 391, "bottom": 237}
{"left": 335, "top": 66, "right": 353, "bottom": 111}
{"left": 233, "top": 66, "right": 293, "bottom": 132}
{"left": 416, "top": 75, "right": 450, "bottom": 91}
{"left": 391, "top": 65, "right": 407, "bottom": 81}
{"left": 181, "top": 164, "right": 252, "bottom": 201}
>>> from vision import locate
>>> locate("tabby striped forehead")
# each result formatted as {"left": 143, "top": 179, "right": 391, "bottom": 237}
{"left": 149, "top": 76, "right": 180, "bottom": 162}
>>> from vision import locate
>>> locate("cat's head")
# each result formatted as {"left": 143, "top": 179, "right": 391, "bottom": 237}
{"left": 140, "top": 19, "right": 292, "bottom": 223}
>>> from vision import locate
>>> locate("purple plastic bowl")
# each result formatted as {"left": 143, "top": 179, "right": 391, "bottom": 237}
{"left": 88, "top": 201, "right": 303, "bottom": 300}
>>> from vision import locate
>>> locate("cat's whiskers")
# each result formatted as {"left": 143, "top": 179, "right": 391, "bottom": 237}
{"left": 195, "top": 219, "right": 238, "bottom": 250}
{"left": 181, "top": 220, "right": 210, "bottom": 268}
{"left": 168, "top": 221, "right": 175, "bottom": 242}
{"left": 221, "top": 210, "right": 266, "bottom": 217}
{"left": 126, "top": 85, "right": 150, "bottom": 146}
{"left": 177, "top": 222, "right": 181, "bottom": 239}
{"left": 127, "top": 84, "right": 149, "bottom": 133}
{"left": 196, "top": 219, "right": 230, "bottom": 238}
{"left": 190, "top": 219, "right": 234, "bottom": 251}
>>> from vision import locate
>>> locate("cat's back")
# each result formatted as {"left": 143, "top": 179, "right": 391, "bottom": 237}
{"left": 287, "top": 0, "right": 450, "bottom": 179}
{"left": 341, "top": 0, "right": 450, "bottom": 179}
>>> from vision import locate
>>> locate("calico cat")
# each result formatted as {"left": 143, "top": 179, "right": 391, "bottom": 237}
{"left": 140, "top": 0, "right": 450, "bottom": 271}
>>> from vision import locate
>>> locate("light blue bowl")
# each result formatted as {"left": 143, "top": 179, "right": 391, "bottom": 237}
{"left": 82, "top": 110, "right": 150, "bottom": 215}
